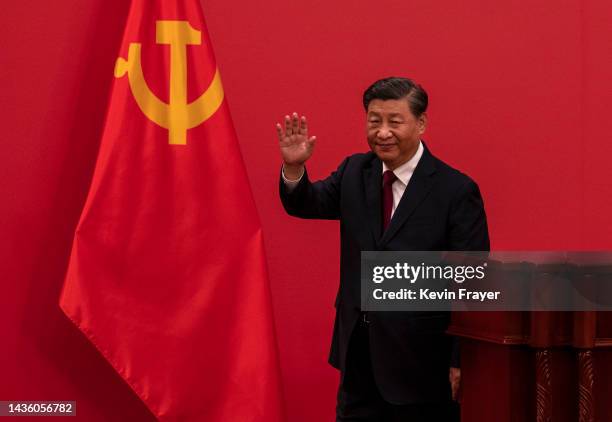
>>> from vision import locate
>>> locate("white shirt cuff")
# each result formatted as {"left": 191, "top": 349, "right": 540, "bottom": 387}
{"left": 282, "top": 166, "right": 304, "bottom": 192}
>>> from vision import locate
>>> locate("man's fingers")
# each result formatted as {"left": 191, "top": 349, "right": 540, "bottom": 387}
{"left": 291, "top": 112, "right": 300, "bottom": 134}
{"left": 449, "top": 367, "right": 461, "bottom": 402}
{"left": 299, "top": 116, "right": 308, "bottom": 136}
{"left": 280, "top": 112, "right": 310, "bottom": 140}
{"left": 284, "top": 115, "right": 292, "bottom": 136}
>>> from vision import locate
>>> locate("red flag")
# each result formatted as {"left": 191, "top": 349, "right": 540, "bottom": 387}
{"left": 60, "top": 1, "right": 285, "bottom": 420}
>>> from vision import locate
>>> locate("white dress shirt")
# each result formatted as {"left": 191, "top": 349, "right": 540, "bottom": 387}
{"left": 382, "top": 141, "right": 423, "bottom": 218}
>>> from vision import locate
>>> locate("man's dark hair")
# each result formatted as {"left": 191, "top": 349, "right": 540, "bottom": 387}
{"left": 363, "top": 77, "right": 428, "bottom": 117}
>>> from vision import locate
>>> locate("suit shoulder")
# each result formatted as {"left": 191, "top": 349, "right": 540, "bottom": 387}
{"left": 431, "top": 154, "right": 481, "bottom": 191}
{"left": 344, "top": 151, "right": 376, "bottom": 166}
{"left": 326, "top": 152, "right": 377, "bottom": 174}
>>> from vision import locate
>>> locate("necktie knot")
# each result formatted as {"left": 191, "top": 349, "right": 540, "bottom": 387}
{"left": 383, "top": 170, "right": 397, "bottom": 187}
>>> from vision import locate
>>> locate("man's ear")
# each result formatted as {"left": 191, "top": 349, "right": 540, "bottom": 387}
{"left": 418, "top": 112, "right": 428, "bottom": 134}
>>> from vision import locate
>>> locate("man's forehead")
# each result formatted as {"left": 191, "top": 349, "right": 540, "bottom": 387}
{"left": 367, "top": 98, "right": 412, "bottom": 115}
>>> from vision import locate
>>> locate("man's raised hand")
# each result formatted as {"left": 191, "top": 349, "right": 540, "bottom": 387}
{"left": 276, "top": 112, "right": 316, "bottom": 179}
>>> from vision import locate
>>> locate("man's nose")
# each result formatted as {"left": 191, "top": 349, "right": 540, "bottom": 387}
{"left": 377, "top": 128, "right": 392, "bottom": 139}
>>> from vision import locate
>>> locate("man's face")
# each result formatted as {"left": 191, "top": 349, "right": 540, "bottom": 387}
{"left": 366, "top": 97, "right": 427, "bottom": 170}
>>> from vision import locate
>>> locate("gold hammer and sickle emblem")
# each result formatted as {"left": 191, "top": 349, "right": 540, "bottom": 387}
{"left": 114, "top": 20, "right": 224, "bottom": 145}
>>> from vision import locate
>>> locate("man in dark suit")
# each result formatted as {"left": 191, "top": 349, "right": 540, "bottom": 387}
{"left": 277, "top": 77, "right": 489, "bottom": 421}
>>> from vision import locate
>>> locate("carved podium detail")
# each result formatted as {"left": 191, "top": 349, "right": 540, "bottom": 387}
{"left": 535, "top": 349, "right": 552, "bottom": 422}
{"left": 578, "top": 350, "right": 595, "bottom": 422}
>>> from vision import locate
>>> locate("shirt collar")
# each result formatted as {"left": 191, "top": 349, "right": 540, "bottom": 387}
{"left": 381, "top": 140, "right": 424, "bottom": 185}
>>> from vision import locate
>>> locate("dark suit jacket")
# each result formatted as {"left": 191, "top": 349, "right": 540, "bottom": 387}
{"left": 279, "top": 143, "right": 490, "bottom": 404}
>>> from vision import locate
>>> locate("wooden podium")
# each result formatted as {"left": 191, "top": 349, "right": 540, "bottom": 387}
{"left": 447, "top": 262, "right": 612, "bottom": 422}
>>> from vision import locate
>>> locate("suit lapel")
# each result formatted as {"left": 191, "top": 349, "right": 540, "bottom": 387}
{"left": 380, "top": 146, "right": 437, "bottom": 246}
{"left": 363, "top": 158, "right": 383, "bottom": 247}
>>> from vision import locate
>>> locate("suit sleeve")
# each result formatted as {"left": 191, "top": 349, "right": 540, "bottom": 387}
{"left": 279, "top": 157, "right": 349, "bottom": 220}
{"left": 447, "top": 178, "right": 490, "bottom": 368}
{"left": 448, "top": 178, "right": 490, "bottom": 251}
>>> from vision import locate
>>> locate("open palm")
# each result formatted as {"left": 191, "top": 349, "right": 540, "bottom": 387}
{"left": 277, "top": 112, "right": 316, "bottom": 166}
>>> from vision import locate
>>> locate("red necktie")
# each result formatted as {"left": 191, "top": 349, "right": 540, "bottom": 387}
{"left": 382, "top": 170, "right": 397, "bottom": 231}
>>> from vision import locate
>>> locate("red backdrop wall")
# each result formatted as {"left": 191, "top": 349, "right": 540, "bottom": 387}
{"left": 2, "top": 0, "right": 611, "bottom": 421}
